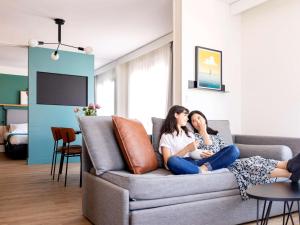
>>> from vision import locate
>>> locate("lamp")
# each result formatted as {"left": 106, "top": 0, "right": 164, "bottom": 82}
{"left": 29, "top": 18, "right": 93, "bottom": 60}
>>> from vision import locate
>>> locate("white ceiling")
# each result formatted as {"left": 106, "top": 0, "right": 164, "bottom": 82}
{"left": 0, "top": 0, "right": 172, "bottom": 73}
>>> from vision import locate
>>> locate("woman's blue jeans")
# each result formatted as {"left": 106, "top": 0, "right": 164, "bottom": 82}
{"left": 166, "top": 145, "right": 240, "bottom": 175}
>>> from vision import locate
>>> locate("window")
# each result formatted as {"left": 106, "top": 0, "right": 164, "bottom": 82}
{"left": 95, "top": 70, "right": 116, "bottom": 116}
{"left": 128, "top": 44, "right": 172, "bottom": 133}
{"left": 95, "top": 43, "right": 172, "bottom": 133}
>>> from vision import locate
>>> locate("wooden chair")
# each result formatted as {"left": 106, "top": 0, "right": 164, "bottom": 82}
{"left": 50, "top": 127, "right": 64, "bottom": 180}
{"left": 58, "top": 128, "right": 82, "bottom": 187}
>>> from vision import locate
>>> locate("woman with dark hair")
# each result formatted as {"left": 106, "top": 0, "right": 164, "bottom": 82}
{"left": 159, "top": 105, "right": 239, "bottom": 175}
{"left": 189, "top": 110, "right": 300, "bottom": 199}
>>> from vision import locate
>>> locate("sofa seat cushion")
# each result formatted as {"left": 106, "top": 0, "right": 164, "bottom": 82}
{"left": 129, "top": 189, "right": 240, "bottom": 210}
{"left": 99, "top": 168, "right": 238, "bottom": 200}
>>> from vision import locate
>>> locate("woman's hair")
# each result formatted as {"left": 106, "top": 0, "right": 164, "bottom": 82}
{"left": 188, "top": 110, "right": 218, "bottom": 135}
{"left": 160, "top": 105, "right": 191, "bottom": 138}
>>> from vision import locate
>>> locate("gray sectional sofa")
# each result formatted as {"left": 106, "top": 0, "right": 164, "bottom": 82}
{"left": 79, "top": 116, "right": 300, "bottom": 225}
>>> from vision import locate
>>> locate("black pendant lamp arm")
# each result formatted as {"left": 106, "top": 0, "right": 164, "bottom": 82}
{"left": 29, "top": 18, "right": 92, "bottom": 59}
{"left": 61, "top": 43, "right": 84, "bottom": 51}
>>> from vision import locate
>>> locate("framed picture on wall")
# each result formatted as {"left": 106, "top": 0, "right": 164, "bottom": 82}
{"left": 195, "top": 46, "right": 222, "bottom": 91}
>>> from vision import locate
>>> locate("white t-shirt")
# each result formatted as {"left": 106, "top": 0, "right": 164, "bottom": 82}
{"left": 159, "top": 131, "right": 195, "bottom": 157}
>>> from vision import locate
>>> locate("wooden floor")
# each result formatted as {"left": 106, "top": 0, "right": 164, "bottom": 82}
{"left": 0, "top": 152, "right": 299, "bottom": 225}
{"left": 0, "top": 153, "right": 91, "bottom": 225}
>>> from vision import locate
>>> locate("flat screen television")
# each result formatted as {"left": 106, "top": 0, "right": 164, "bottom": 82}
{"left": 37, "top": 71, "right": 88, "bottom": 106}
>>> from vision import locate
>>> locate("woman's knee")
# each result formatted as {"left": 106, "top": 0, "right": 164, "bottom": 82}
{"left": 227, "top": 145, "right": 240, "bottom": 159}
{"left": 167, "top": 156, "right": 199, "bottom": 175}
{"left": 167, "top": 156, "right": 181, "bottom": 168}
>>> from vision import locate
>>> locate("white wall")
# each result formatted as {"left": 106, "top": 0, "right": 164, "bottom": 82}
{"left": 241, "top": 0, "right": 300, "bottom": 137}
{"left": 180, "top": 0, "right": 242, "bottom": 133}
{"left": 0, "top": 65, "right": 27, "bottom": 76}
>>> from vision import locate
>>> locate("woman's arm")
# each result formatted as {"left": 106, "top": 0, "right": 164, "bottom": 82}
{"left": 199, "top": 123, "right": 212, "bottom": 145}
{"left": 201, "top": 132, "right": 213, "bottom": 145}
{"left": 161, "top": 147, "right": 172, "bottom": 168}
{"left": 195, "top": 133, "right": 219, "bottom": 156}
{"left": 161, "top": 141, "right": 198, "bottom": 165}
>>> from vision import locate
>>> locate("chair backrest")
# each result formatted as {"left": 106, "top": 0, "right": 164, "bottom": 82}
{"left": 60, "top": 128, "right": 76, "bottom": 143}
{"left": 51, "top": 127, "right": 62, "bottom": 141}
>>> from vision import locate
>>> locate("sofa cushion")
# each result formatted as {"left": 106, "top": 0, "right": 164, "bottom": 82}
{"left": 79, "top": 116, "right": 125, "bottom": 175}
{"left": 236, "top": 144, "right": 292, "bottom": 161}
{"left": 151, "top": 117, "right": 165, "bottom": 167}
{"left": 129, "top": 189, "right": 240, "bottom": 210}
{"left": 100, "top": 168, "right": 238, "bottom": 200}
{"left": 207, "top": 120, "right": 233, "bottom": 145}
{"left": 112, "top": 116, "right": 158, "bottom": 174}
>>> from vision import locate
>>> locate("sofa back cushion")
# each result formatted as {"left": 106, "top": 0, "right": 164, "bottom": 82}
{"left": 112, "top": 116, "right": 158, "bottom": 174}
{"left": 207, "top": 120, "right": 233, "bottom": 145}
{"left": 152, "top": 118, "right": 233, "bottom": 167}
{"left": 78, "top": 116, "right": 125, "bottom": 175}
{"left": 151, "top": 117, "right": 165, "bottom": 167}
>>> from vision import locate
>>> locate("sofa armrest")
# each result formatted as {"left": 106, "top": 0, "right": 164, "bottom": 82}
{"left": 234, "top": 135, "right": 300, "bottom": 156}
{"left": 83, "top": 172, "right": 129, "bottom": 225}
{"left": 236, "top": 143, "right": 293, "bottom": 161}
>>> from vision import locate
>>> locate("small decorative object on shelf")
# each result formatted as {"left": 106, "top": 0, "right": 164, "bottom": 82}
{"left": 20, "top": 90, "right": 28, "bottom": 105}
{"left": 74, "top": 103, "right": 101, "bottom": 117}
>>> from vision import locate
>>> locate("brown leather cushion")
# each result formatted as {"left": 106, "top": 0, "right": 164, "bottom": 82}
{"left": 112, "top": 116, "right": 158, "bottom": 174}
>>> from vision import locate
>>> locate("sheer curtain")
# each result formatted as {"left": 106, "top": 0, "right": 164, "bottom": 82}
{"left": 95, "top": 69, "right": 116, "bottom": 116}
{"left": 128, "top": 43, "right": 172, "bottom": 133}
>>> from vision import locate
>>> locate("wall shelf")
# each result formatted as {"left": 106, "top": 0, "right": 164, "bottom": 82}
{"left": 0, "top": 104, "right": 28, "bottom": 125}
{"left": 188, "top": 80, "right": 229, "bottom": 93}
{"left": 0, "top": 104, "right": 28, "bottom": 107}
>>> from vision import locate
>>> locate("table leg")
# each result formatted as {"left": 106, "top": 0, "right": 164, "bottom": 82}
{"left": 257, "top": 199, "right": 259, "bottom": 225}
{"left": 260, "top": 200, "right": 267, "bottom": 225}
{"left": 297, "top": 201, "right": 300, "bottom": 225}
{"left": 285, "top": 201, "right": 294, "bottom": 225}
{"left": 258, "top": 200, "right": 273, "bottom": 225}
{"left": 263, "top": 201, "right": 272, "bottom": 225}
{"left": 283, "top": 201, "right": 287, "bottom": 225}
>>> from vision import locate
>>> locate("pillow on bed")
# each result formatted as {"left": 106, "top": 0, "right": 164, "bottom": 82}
{"left": 9, "top": 123, "right": 28, "bottom": 133}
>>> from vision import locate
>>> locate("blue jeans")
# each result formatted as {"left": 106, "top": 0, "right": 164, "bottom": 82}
{"left": 167, "top": 145, "right": 240, "bottom": 175}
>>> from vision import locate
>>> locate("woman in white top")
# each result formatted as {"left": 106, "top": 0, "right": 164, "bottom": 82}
{"left": 159, "top": 105, "right": 239, "bottom": 174}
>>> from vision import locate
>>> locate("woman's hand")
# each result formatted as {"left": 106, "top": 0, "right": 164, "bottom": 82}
{"left": 185, "top": 140, "right": 200, "bottom": 153}
{"left": 200, "top": 150, "right": 214, "bottom": 158}
{"left": 199, "top": 122, "right": 208, "bottom": 135}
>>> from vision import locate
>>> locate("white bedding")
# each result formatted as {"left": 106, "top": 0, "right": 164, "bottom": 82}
{"left": 4, "top": 132, "right": 28, "bottom": 145}
{"left": 4, "top": 123, "right": 28, "bottom": 145}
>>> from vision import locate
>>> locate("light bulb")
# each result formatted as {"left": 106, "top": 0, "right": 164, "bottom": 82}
{"left": 84, "top": 47, "right": 93, "bottom": 54}
{"left": 51, "top": 51, "right": 59, "bottom": 61}
{"left": 28, "top": 39, "right": 38, "bottom": 47}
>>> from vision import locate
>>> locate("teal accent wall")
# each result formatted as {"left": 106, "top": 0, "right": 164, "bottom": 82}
{"left": 0, "top": 74, "right": 28, "bottom": 125}
{"left": 28, "top": 47, "right": 94, "bottom": 164}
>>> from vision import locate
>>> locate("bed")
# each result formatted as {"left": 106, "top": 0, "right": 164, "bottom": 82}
{"left": 4, "top": 109, "right": 28, "bottom": 159}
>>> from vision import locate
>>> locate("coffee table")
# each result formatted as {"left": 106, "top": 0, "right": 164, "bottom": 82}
{"left": 246, "top": 182, "right": 300, "bottom": 225}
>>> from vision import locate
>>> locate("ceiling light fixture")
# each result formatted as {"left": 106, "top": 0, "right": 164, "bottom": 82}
{"left": 29, "top": 18, "right": 93, "bottom": 61}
